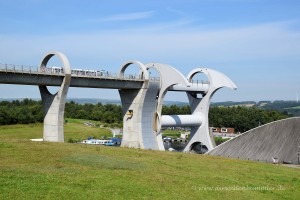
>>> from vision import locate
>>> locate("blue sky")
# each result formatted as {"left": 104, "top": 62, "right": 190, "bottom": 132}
{"left": 0, "top": 0, "right": 300, "bottom": 102}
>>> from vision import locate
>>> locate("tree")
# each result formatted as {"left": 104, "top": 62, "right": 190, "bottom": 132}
{"left": 0, "top": 100, "right": 290, "bottom": 131}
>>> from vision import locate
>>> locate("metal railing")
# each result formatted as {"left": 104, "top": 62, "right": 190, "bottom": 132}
{"left": 0, "top": 63, "right": 161, "bottom": 82}
{"left": 0, "top": 63, "right": 39, "bottom": 74}
{"left": 150, "top": 76, "right": 161, "bottom": 82}
{"left": 190, "top": 79, "right": 210, "bottom": 85}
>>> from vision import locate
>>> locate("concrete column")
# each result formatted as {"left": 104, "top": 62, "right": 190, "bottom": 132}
{"left": 39, "top": 52, "right": 71, "bottom": 142}
{"left": 183, "top": 68, "right": 237, "bottom": 152}
{"left": 182, "top": 92, "right": 215, "bottom": 152}
{"left": 146, "top": 63, "right": 190, "bottom": 151}
{"left": 119, "top": 61, "right": 160, "bottom": 150}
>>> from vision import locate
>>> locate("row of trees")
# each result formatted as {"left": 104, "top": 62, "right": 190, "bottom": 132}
{"left": 0, "top": 99, "right": 290, "bottom": 132}
{"left": 65, "top": 101, "right": 122, "bottom": 126}
{"left": 0, "top": 99, "right": 43, "bottom": 125}
{"left": 209, "top": 106, "right": 289, "bottom": 133}
{"left": 0, "top": 99, "right": 123, "bottom": 127}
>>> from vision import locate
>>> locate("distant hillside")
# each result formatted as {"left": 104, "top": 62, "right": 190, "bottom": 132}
{"left": 258, "top": 101, "right": 300, "bottom": 116}
{"left": 211, "top": 101, "right": 257, "bottom": 107}
{"left": 67, "top": 98, "right": 121, "bottom": 105}
{"left": 67, "top": 98, "right": 190, "bottom": 106}
{"left": 0, "top": 98, "right": 122, "bottom": 105}
{"left": 0, "top": 98, "right": 189, "bottom": 106}
{"left": 211, "top": 100, "right": 300, "bottom": 116}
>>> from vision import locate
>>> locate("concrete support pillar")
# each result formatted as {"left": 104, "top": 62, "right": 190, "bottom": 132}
{"left": 183, "top": 68, "right": 237, "bottom": 152}
{"left": 182, "top": 92, "right": 215, "bottom": 152}
{"left": 146, "top": 63, "right": 190, "bottom": 151}
{"left": 145, "top": 63, "right": 236, "bottom": 153}
{"left": 119, "top": 61, "right": 160, "bottom": 150}
{"left": 39, "top": 52, "right": 71, "bottom": 142}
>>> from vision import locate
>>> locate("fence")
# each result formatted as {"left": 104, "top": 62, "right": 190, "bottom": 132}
{"left": 0, "top": 63, "right": 161, "bottom": 82}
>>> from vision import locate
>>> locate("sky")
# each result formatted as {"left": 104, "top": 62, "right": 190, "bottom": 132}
{"left": 0, "top": 0, "right": 300, "bottom": 102}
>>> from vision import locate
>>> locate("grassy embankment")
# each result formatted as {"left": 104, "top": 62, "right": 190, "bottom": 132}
{"left": 0, "top": 118, "right": 112, "bottom": 142}
{"left": 0, "top": 119, "right": 299, "bottom": 199}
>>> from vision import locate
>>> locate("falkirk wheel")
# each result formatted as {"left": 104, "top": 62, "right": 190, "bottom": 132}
{"left": 35, "top": 51, "right": 237, "bottom": 153}
{"left": 118, "top": 61, "right": 237, "bottom": 152}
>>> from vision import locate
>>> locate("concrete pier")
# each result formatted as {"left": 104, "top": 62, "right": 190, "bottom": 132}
{"left": 39, "top": 52, "right": 71, "bottom": 142}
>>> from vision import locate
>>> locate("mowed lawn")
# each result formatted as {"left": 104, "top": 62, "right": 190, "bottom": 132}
{"left": 0, "top": 121, "right": 299, "bottom": 200}
{"left": 0, "top": 118, "right": 113, "bottom": 142}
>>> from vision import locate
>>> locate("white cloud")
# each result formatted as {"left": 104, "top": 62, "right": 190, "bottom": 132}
{"left": 99, "top": 11, "right": 155, "bottom": 22}
{"left": 1, "top": 20, "right": 299, "bottom": 66}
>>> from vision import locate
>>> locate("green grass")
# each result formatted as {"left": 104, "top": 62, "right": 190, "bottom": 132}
{"left": 215, "top": 137, "right": 230, "bottom": 145}
{"left": 162, "top": 129, "right": 183, "bottom": 138}
{"left": 0, "top": 122, "right": 299, "bottom": 199}
{"left": 0, "top": 119, "right": 112, "bottom": 142}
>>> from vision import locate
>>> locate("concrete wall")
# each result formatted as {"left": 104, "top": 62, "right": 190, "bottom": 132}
{"left": 207, "top": 117, "right": 300, "bottom": 164}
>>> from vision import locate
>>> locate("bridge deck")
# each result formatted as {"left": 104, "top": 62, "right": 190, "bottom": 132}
{"left": 0, "top": 67, "right": 208, "bottom": 92}
{"left": 0, "top": 70, "right": 145, "bottom": 89}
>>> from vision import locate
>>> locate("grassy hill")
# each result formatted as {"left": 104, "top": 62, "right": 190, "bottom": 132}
{"left": 0, "top": 119, "right": 113, "bottom": 142}
{"left": 0, "top": 120, "right": 299, "bottom": 199}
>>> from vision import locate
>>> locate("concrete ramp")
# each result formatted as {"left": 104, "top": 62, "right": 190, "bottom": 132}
{"left": 207, "top": 117, "right": 300, "bottom": 164}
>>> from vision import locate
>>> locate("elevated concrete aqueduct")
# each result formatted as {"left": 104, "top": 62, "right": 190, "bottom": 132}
{"left": 1, "top": 51, "right": 237, "bottom": 152}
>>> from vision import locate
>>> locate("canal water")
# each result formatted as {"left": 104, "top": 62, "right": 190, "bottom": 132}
{"left": 164, "top": 141, "right": 187, "bottom": 152}
{"left": 164, "top": 141, "right": 208, "bottom": 154}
